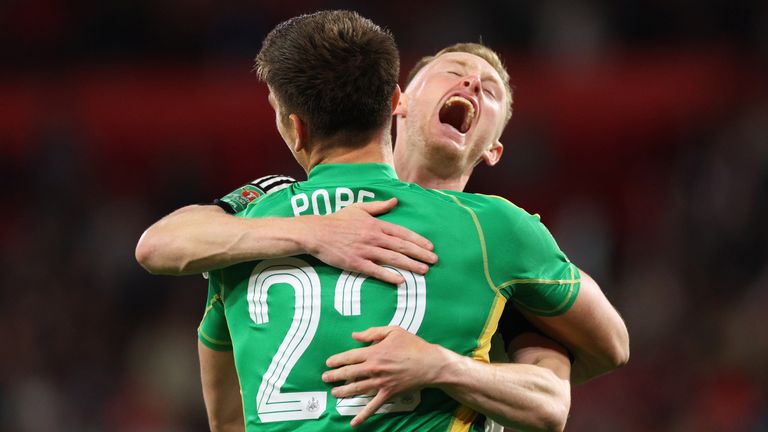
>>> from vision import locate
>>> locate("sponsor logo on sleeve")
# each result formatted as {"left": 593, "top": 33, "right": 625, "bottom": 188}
{"left": 220, "top": 185, "right": 262, "bottom": 213}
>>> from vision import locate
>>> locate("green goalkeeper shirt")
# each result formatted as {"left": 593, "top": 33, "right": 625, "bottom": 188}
{"left": 199, "top": 163, "right": 580, "bottom": 432}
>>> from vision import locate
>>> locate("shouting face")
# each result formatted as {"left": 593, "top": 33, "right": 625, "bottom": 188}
{"left": 395, "top": 51, "right": 508, "bottom": 182}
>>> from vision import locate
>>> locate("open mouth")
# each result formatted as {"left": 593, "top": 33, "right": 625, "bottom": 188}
{"left": 439, "top": 96, "right": 476, "bottom": 134}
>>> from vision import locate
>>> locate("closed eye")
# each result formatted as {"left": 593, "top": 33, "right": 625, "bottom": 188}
{"left": 446, "top": 70, "right": 462, "bottom": 77}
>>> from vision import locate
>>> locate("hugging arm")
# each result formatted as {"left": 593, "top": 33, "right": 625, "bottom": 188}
{"left": 323, "top": 326, "right": 571, "bottom": 431}
{"left": 135, "top": 198, "right": 437, "bottom": 285}
{"left": 520, "top": 270, "right": 629, "bottom": 385}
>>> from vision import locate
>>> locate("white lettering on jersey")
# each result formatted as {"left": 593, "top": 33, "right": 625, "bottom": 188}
{"left": 311, "top": 189, "right": 332, "bottom": 215}
{"left": 291, "top": 188, "right": 376, "bottom": 216}
{"left": 335, "top": 188, "right": 354, "bottom": 212}
{"left": 358, "top": 190, "right": 375, "bottom": 201}
{"left": 291, "top": 194, "right": 309, "bottom": 216}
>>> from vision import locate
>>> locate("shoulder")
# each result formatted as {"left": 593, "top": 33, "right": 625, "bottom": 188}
{"left": 437, "top": 191, "right": 537, "bottom": 225}
{"left": 249, "top": 174, "right": 297, "bottom": 195}
{"left": 439, "top": 192, "right": 561, "bottom": 253}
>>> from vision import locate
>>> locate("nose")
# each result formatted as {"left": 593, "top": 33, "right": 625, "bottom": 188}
{"left": 462, "top": 75, "right": 481, "bottom": 95}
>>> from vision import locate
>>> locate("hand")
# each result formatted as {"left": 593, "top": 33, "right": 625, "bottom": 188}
{"left": 322, "top": 326, "right": 447, "bottom": 426}
{"left": 299, "top": 198, "right": 438, "bottom": 285}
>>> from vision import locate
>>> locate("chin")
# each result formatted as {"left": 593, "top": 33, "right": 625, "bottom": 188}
{"left": 423, "top": 137, "right": 465, "bottom": 168}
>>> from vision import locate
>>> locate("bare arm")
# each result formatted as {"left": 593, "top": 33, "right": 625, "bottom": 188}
{"left": 136, "top": 204, "right": 300, "bottom": 275}
{"left": 522, "top": 270, "right": 629, "bottom": 385}
{"left": 440, "top": 332, "right": 572, "bottom": 432}
{"left": 198, "top": 342, "right": 244, "bottom": 432}
{"left": 135, "top": 198, "right": 437, "bottom": 285}
{"left": 323, "top": 326, "right": 571, "bottom": 431}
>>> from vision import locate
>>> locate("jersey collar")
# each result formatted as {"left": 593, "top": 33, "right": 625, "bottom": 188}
{"left": 305, "top": 163, "right": 399, "bottom": 186}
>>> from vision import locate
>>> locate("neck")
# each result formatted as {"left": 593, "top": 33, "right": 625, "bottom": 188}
{"left": 305, "top": 128, "right": 394, "bottom": 173}
{"left": 394, "top": 149, "right": 471, "bottom": 192}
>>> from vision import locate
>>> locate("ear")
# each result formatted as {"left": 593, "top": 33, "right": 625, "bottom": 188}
{"left": 393, "top": 87, "right": 407, "bottom": 117}
{"left": 289, "top": 113, "right": 308, "bottom": 153}
{"left": 390, "top": 84, "right": 402, "bottom": 114}
{"left": 480, "top": 140, "right": 504, "bottom": 166}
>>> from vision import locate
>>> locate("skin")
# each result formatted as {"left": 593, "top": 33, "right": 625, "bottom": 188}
{"left": 136, "top": 198, "right": 437, "bottom": 285}
{"left": 198, "top": 347, "right": 243, "bottom": 432}
{"left": 136, "top": 50, "right": 628, "bottom": 431}
{"left": 393, "top": 52, "right": 506, "bottom": 192}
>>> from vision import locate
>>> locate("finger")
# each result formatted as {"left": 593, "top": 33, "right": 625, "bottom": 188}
{"left": 351, "top": 391, "right": 391, "bottom": 427}
{"left": 331, "top": 378, "right": 379, "bottom": 399}
{"left": 380, "top": 221, "right": 435, "bottom": 253}
{"left": 351, "top": 326, "right": 393, "bottom": 343}
{"left": 355, "top": 198, "right": 398, "bottom": 216}
{"left": 376, "top": 235, "right": 437, "bottom": 268}
{"left": 369, "top": 248, "right": 429, "bottom": 276}
{"left": 322, "top": 364, "right": 367, "bottom": 383}
{"left": 355, "top": 260, "right": 406, "bottom": 285}
{"left": 327, "top": 346, "right": 370, "bottom": 368}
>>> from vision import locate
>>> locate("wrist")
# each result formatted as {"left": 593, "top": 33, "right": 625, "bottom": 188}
{"left": 243, "top": 217, "right": 305, "bottom": 258}
{"left": 286, "top": 216, "right": 319, "bottom": 255}
{"left": 430, "top": 345, "right": 468, "bottom": 389}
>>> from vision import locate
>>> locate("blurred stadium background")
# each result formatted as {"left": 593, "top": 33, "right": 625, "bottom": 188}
{"left": 1, "top": 1, "right": 767, "bottom": 431}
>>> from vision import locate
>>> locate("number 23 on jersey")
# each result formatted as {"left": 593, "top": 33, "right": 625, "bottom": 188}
{"left": 248, "top": 257, "right": 426, "bottom": 423}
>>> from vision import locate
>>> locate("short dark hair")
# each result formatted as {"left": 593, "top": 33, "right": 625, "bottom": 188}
{"left": 255, "top": 10, "right": 399, "bottom": 145}
{"left": 405, "top": 42, "right": 513, "bottom": 125}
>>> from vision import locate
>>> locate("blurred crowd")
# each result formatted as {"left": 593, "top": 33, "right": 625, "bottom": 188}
{"left": 1, "top": 1, "right": 767, "bottom": 431}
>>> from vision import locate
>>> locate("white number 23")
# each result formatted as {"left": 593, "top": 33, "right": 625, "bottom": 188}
{"left": 247, "top": 257, "right": 426, "bottom": 423}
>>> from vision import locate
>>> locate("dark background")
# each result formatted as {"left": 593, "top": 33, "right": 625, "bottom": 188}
{"left": 1, "top": 1, "right": 767, "bottom": 430}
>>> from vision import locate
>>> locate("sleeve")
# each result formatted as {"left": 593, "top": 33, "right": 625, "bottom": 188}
{"left": 496, "top": 302, "right": 576, "bottom": 363}
{"left": 497, "top": 303, "right": 542, "bottom": 348}
{"left": 197, "top": 271, "right": 233, "bottom": 351}
{"left": 214, "top": 174, "right": 296, "bottom": 214}
{"left": 487, "top": 199, "right": 581, "bottom": 317}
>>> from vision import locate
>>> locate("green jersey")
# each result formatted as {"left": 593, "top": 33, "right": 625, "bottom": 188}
{"left": 199, "top": 163, "right": 580, "bottom": 432}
